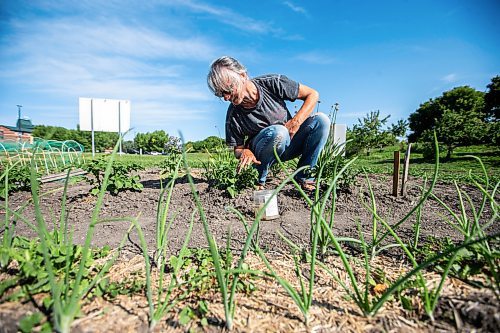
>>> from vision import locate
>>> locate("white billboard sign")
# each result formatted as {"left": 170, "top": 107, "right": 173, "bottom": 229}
{"left": 79, "top": 98, "right": 131, "bottom": 132}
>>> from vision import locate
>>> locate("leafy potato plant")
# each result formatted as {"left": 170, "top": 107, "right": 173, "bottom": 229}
{"left": 160, "top": 150, "right": 182, "bottom": 180}
{"left": 0, "top": 233, "right": 110, "bottom": 303}
{"left": 0, "top": 163, "right": 33, "bottom": 199}
{"left": 82, "top": 158, "right": 144, "bottom": 195}
{"left": 202, "top": 147, "right": 258, "bottom": 198}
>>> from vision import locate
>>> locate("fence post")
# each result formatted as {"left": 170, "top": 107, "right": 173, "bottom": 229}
{"left": 392, "top": 151, "right": 400, "bottom": 197}
{"left": 400, "top": 143, "right": 412, "bottom": 196}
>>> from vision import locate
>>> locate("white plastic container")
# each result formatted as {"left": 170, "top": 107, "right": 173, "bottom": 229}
{"left": 253, "top": 189, "right": 280, "bottom": 220}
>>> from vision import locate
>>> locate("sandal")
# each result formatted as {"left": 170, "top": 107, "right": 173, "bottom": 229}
{"left": 297, "top": 179, "right": 316, "bottom": 192}
{"left": 255, "top": 182, "right": 265, "bottom": 191}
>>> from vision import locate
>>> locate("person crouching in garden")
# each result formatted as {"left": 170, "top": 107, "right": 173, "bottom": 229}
{"left": 207, "top": 56, "right": 330, "bottom": 191}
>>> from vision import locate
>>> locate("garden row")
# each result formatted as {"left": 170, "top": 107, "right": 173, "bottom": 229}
{"left": 0, "top": 136, "right": 499, "bottom": 332}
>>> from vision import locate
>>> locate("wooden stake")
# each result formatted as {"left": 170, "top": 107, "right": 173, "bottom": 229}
{"left": 400, "top": 143, "right": 412, "bottom": 196}
{"left": 392, "top": 151, "right": 400, "bottom": 197}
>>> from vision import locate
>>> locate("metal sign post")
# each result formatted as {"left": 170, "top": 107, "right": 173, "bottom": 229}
{"left": 118, "top": 101, "right": 122, "bottom": 154}
{"left": 91, "top": 99, "right": 95, "bottom": 157}
{"left": 79, "top": 98, "right": 131, "bottom": 156}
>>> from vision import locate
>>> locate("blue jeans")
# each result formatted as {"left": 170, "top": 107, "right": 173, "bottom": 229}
{"left": 249, "top": 113, "right": 330, "bottom": 184}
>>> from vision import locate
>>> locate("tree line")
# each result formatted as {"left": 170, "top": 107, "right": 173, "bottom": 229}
{"left": 32, "top": 126, "right": 119, "bottom": 153}
{"left": 347, "top": 75, "right": 499, "bottom": 158}
{"left": 31, "top": 126, "right": 223, "bottom": 154}
{"left": 32, "top": 75, "right": 498, "bottom": 157}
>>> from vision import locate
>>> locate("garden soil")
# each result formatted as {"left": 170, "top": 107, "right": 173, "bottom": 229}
{"left": 0, "top": 168, "right": 499, "bottom": 332}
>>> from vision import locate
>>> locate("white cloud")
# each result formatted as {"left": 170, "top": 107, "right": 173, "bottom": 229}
{"left": 0, "top": 1, "right": 301, "bottom": 140}
{"left": 0, "top": 16, "right": 217, "bottom": 134}
{"left": 6, "top": 18, "right": 215, "bottom": 61}
{"left": 283, "top": 1, "right": 308, "bottom": 16}
{"left": 2, "top": 18, "right": 217, "bottom": 81}
{"left": 441, "top": 73, "right": 458, "bottom": 83}
{"left": 295, "top": 51, "right": 337, "bottom": 65}
{"left": 168, "top": 0, "right": 272, "bottom": 34}
{"left": 166, "top": 0, "right": 301, "bottom": 39}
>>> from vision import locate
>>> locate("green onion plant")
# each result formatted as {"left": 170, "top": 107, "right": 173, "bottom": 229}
{"left": 0, "top": 162, "right": 18, "bottom": 270}
{"left": 429, "top": 156, "right": 499, "bottom": 294}
{"left": 271, "top": 132, "right": 494, "bottom": 321}
{"left": 227, "top": 165, "right": 318, "bottom": 326}
{"left": 29, "top": 140, "right": 133, "bottom": 333}
{"left": 411, "top": 175, "right": 428, "bottom": 251}
{"left": 131, "top": 211, "right": 196, "bottom": 331}
{"left": 155, "top": 157, "right": 182, "bottom": 264}
{"left": 181, "top": 133, "right": 265, "bottom": 330}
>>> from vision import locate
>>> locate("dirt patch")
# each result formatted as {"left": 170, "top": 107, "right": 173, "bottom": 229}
{"left": 0, "top": 168, "right": 498, "bottom": 332}
{"left": 6, "top": 169, "right": 497, "bottom": 252}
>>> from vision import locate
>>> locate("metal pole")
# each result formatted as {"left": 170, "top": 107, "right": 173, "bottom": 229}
{"left": 118, "top": 101, "right": 122, "bottom": 154}
{"left": 16, "top": 105, "right": 22, "bottom": 141}
{"left": 91, "top": 99, "right": 95, "bottom": 157}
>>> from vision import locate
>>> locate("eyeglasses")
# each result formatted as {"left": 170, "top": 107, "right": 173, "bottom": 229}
{"left": 215, "top": 85, "right": 234, "bottom": 98}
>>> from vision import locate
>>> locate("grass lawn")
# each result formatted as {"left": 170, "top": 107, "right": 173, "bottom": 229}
{"left": 10, "top": 144, "right": 497, "bottom": 184}
{"left": 81, "top": 152, "right": 210, "bottom": 169}
{"left": 353, "top": 144, "right": 500, "bottom": 182}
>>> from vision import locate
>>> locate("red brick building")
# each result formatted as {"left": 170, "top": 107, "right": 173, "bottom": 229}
{"left": 0, "top": 118, "right": 35, "bottom": 143}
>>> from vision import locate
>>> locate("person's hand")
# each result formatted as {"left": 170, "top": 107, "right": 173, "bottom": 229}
{"left": 285, "top": 118, "right": 301, "bottom": 139}
{"left": 236, "top": 149, "right": 261, "bottom": 173}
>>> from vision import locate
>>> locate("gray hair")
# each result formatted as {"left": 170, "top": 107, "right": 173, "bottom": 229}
{"left": 207, "top": 56, "right": 248, "bottom": 97}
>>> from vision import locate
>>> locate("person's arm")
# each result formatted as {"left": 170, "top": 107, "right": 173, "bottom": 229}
{"left": 284, "top": 84, "right": 319, "bottom": 138}
{"left": 234, "top": 145, "right": 261, "bottom": 173}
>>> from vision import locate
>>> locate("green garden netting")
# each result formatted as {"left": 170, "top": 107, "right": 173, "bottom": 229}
{"left": 0, "top": 138, "right": 85, "bottom": 174}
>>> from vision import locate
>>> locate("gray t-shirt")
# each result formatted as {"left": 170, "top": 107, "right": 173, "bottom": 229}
{"left": 225, "top": 74, "right": 300, "bottom": 147}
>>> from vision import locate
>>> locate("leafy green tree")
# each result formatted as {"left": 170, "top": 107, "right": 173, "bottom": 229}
{"left": 348, "top": 110, "right": 393, "bottom": 156}
{"left": 122, "top": 140, "right": 136, "bottom": 151}
{"left": 389, "top": 119, "right": 409, "bottom": 139}
{"left": 408, "top": 86, "right": 486, "bottom": 158}
{"left": 33, "top": 125, "right": 71, "bottom": 141}
{"left": 189, "top": 136, "right": 225, "bottom": 152}
{"left": 134, "top": 133, "right": 148, "bottom": 152}
{"left": 488, "top": 121, "right": 500, "bottom": 146}
{"left": 133, "top": 130, "right": 180, "bottom": 153}
{"left": 484, "top": 75, "right": 500, "bottom": 121}
{"left": 33, "top": 125, "right": 117, "bottom": 152}
{"left": 94, "top": 132, "right": 119, "bottom": 152}
{"left": 147, "top": 130, "right": 169, "bottom": 152}
{"left": 72, "top": 131, "right": 90, "bottom": 149}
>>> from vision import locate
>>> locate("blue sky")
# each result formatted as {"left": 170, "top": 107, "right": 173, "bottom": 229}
{"left": 1, "top": 0, "right": 499, "bottom": 142}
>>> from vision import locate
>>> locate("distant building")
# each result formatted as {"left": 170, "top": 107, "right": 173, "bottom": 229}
{"left": 0, "top": 118, "right": 35, "bottom": 143}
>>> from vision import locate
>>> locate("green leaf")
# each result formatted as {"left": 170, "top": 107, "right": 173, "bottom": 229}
{"left": 227, "top": 187, "right": 236, "bottom": 198}
{"left": 400, "top": 295, "right": 413, "bottom": 311}
{"left": 40, "top": 322, "right": 52, "bottom": 333}
{"left": 42, "top": 296, "right": 53, "bottom": 310}
{"left": 179, "top": 306, "right": 194, "bottom": 325}
{"left": 19, "top": 312, "right": 44, "bottom": 333}
{"left": 198, "top": 300, "right": 208, "bottom": 315}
